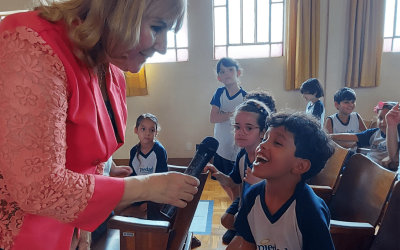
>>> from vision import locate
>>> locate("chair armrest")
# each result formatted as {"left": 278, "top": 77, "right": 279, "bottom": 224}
{"left": 184, "top": 232, "right": 193, "bottom": 250}
{"left": 330, "top": 219, "right": 374, "bottom": 233}
{"left": 168, "top": 165, "right": 187, "bottom": 173}
{"left": 357, "top": 147, "right": 371, "bottom": 155}
{"left": 108, "top": 215, "right": 170, "bottom": 233}
{"left": 330, "top": 220, "right": 375, "bottom": 250}
{"left": 310, "top": 185, "right": 333, "bottom": 204}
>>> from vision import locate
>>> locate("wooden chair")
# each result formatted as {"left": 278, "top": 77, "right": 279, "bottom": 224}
{"left": 369, "top": 120, "right": 377, "bottom": 129}
{"left": 369, "top": 181, "right": 400, "bottom": 250}
{"left": 308, "top": 142, "right": 349, "bottom": 204}
{"left": 92, "top": 165, "right": 209, "bottom": 250}
{"left": 328, "top": 154, "right": 397, "bottom": 250}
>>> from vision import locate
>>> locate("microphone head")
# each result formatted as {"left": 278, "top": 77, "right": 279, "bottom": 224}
{"left": 198, "top": 137, "right": 219, "bottom": 156}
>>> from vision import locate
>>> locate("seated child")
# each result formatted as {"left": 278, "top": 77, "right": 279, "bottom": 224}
{"left": 204, "top": 100, "right": 270, "bottom": 246}
{"left": 300, "top": 78, "right": 325, "bottom": 127}
{"left": 331, "top": 101, "right": 398, "bottom": 169}
{"left": 129, "top": 113, "right": 168, "bottom": 211}
{"left": 244, "top": 89, "right": 277, "bottom": 114}
{"left": 385, "top": 102, "right": 400, "bottom": 174}
{"left": 232, "top": 111, "right": 335, "bottom": 250}
{"left": 325, "top": 87, "right": 367, "bottom": 134}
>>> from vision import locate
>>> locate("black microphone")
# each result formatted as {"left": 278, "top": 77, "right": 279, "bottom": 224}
{"left": 160, "top": 137, "right": 219, "bottom": 218}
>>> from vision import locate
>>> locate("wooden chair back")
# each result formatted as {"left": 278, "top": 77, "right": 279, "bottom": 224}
{"left": 307, "top": 142, "right": 349, "bottom": 204}
{"left": 92, "top": 166, "right": 209, "bottom": 250}
{"left": 369, "top": 120, "right": 377, "bottom": 129}
{"left": 328, "top": 154, "right": 397, "bottom": 250}
{"left": 163, "top": 168, "right": 208, "bottom": 250}
{"left": 369, "top": 181, "right": 400, "bottom": 250}
{"left": 308, "top": 142, "right": 348, "bottom": 189}
{"left": 329, "top": 154, "right": 396, "bottom": 227}
{"left": 363, "top": 119, "right": 378, "bottom": 129}
{"left": 363, "top": 119, "right": 372, "bottom": 129}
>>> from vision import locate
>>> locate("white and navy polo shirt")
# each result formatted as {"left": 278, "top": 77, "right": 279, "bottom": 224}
{"left": 129, "top": 140, "right": 168, "bottom": 176}
{"left": 210, "top": 86, "right": 247, "bottom": 161}
{"left": 356, "top": 128, "right": 388, "bottom": 164}
{"left": 306, "top": 100, "right": 325, "bottom": 127}
{"left": 235, "top": 181, "right": 334, "bottom": 250}
{"left": 229, "top": 148, "right": 256, "bottom": 207}
{"left": 327, "top": 112, "right": 360, "bottom": 133}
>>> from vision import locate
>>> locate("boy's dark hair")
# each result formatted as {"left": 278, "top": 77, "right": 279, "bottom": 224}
{"left": 234, "top": 100, "right": 270, "bottom": 132}
{"left": 244, "top": 90, "right": 277, "bottom": 113}
{"left": 300, "top": 78, "right": 324, "bottom": 98}
{"left": 216, "top": 57, "right": 241, "bottom": 74}
{"left": 334, "top": 87, "right": 356, "bottom": 103}
{"left": 266, "top": 111, "right": 335, "bottom": 181}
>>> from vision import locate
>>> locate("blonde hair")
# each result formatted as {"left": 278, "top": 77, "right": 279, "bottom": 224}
{"left": 34, "top": 0, "right": 186, "bottom": 68}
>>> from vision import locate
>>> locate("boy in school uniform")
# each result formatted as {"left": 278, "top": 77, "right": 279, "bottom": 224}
{"left": 325, "top": 87, "right": 367, "bottom": 135}
{"left": 325, "top": 87, "right": 367, "bottom": 152}
{"left": 231, "top": 111, "right": 335, "bottom": 250}
{"left": 331, "top": 101, "right": 398, "bottom": 169}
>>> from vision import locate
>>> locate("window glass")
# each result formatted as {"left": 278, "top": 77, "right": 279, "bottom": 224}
{"left": 213, "top": 0, "right": 285, "bottom": 59}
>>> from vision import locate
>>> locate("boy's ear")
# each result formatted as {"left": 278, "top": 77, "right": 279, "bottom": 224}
{"left": 134, "top": 127, "right": 138, "bottom": 135}
{"left": 292, "top": 159, "right": 311, "bottom": 175}
{"left": 334, "top": 101, "right": 339, "bottom": 110}
{"left": 237, "top": 70, "right": 241, "bottom": 77}
{"left": 217, "top": 76, "right": 222, "bottom": 82}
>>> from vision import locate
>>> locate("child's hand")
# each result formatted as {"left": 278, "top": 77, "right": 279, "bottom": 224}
{"left": 381, "top": 156, "right": 392, "bottom": 168}
{"left": 140, "top": 202, "right": 147, "bottom": 212}
{"left": 243, "top": 167, "right": 263, "bottom": 185}
{"left": 386, "top": 103, "right": 400, "bottom": 126}
{"left": 203, "top": 163, "right": 224, "bottom": 180}
{"left": 110, "top": 165, "right": 133, "bottom": 177}
{"left": 203, "top": 163, "right": 217, "bottom": 174}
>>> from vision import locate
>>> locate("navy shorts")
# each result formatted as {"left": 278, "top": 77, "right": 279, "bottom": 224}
{"left": 226, "top": 197, "right": 240, "bottom": 215}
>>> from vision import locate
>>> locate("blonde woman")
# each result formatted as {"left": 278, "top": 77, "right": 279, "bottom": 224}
{"left": 0, "top": 0, "right": 198, "bottom": 249}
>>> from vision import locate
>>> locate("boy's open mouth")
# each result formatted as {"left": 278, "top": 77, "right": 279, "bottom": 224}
{"left": 256, "top": 154, "right": 269, "bottom": 163}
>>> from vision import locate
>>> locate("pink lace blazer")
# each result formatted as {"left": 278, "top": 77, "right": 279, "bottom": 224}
{"left": 0, "top": 11, "right": 126, "bottom": 250}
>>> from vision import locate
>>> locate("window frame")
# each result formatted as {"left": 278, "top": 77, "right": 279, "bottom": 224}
{"left": 145, "top": 13, "right": 189, "bottom": 64}
{"left": 383, "top": 0, "right": 400, "bottom": 52}
{"left": 213, "top": 0, "right": 285, "bottom": 60}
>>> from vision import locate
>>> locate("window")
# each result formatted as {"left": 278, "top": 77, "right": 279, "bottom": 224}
{"left": 0, "top": 10, "right": 29, "bottom": 22}
{"left": 213, "top": 0, "right": 285, "bottom": 60}
{"left": 146, "top": 14, "right": 189, "bottom": 63}
{"left": 383, "top": 0, "right": 400, "bottom": 52}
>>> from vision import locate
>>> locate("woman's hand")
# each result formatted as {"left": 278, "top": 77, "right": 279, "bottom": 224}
{"left": 121, "top": 172, "right": 199, "bottom": 208}
{"left": 381, "top": 156, "right": 392, "bottom": 168}
{"left": 243, "top": 167, "right": 263, "bottom": 185}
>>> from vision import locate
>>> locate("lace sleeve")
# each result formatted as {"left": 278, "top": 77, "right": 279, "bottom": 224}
{"left": 0, "top": 27, "right": 95, "bottom": 224}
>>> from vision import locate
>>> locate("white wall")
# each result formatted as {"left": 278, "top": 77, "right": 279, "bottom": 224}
{"left": 0, "top": 0, "right": 33, "bottom": 12}
{"left": 3, "top": 0, "right": 399, "bottom": 159}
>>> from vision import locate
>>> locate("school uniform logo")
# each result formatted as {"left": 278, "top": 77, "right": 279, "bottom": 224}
{"left": 371, "top": 142, "right": 386, "bottom": 151}
{"left": 139, "top": 166, "right": 154, "bottom": 174}
{"left": 257, "top": 239, "right": 288, "bottom": 250}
